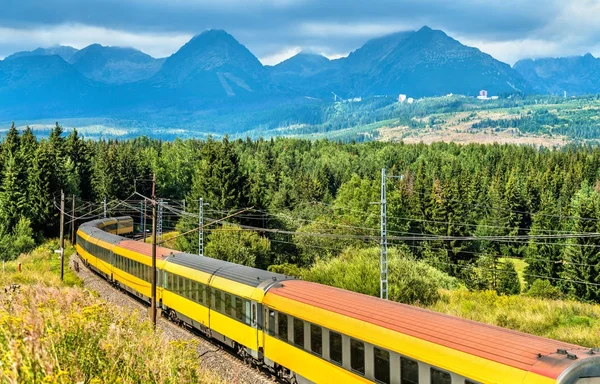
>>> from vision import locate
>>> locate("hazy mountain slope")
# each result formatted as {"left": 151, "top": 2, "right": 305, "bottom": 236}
{"left": 0, "top": 55, "right": 104, "bottom": 119}
{"left": 148, "top": 29, "right": 268, "bottom": 99}
{"left": 341, "top": 27, "right": 529, "bottom": 97}
{"left": 514, "top": 54, "right": 600, "bottom": 95}
{"left": 4, "top": 46, "right": 79, "bottom": 62}
{"left": 70, "top": 44, "right": 165, "bottom": 84}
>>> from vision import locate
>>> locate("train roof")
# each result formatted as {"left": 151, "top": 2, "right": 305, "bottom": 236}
{"left": 267, "top": 279, "right": 597, "bottom": 380}
{"left": 80, "top": 217, "right": 292, "bottom": 288}
{"left": 165, "top": 252, "right": 291, "bottom": 288}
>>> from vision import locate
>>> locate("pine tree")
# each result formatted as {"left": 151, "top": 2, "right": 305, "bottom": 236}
{"left": 187, "top": 136, "right": 247, "bottom": 214}
{"left": 560, "top": 182, "right": 600, "bottom": 302}
{"left": 28, "top": 143, "right": 60, "bottom": 235}
{"left": 0, "top": 153, "right": 27, "bottom": 230}
{"left": 525, "top": 191, "right": 562, "bottom": 286}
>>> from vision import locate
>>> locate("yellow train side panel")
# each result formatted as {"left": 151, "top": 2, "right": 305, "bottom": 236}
{"left": 264, "top": 335, "right": 370, "bottom": 384}
{"left": 112, "top": 267, "right": 152, "bottom": 298}
{"left": 162, "top": 290, "right": 210, "bottom": 327}
{"left": 210, "top": 275, "right": 261, "bottom": 301}
{"left": 162, "top": 262, "right": 213, "bottom": 285}
{"left": 116, "top": 226, "right": 133, "bottom": 235}
{"left": 263, "top": 294, "right": 555, "bottom": 384}
{"left": 209, "top": 311, "right": 258, "bottom": 350}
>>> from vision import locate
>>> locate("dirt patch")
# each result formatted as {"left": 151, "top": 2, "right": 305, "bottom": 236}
{"left": 377, "top": 126, "right": 568, "bottom": 147}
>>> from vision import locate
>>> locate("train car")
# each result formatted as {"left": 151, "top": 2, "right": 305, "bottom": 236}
{"left": 76, "top": 217, "right": 600, "bottom": 384}
{"left": 261, "top": 280, "right": 600, "bottom": 384}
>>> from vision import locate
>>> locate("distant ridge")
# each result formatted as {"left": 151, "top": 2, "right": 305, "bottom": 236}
{"left": 514, "top": 53, "right": 600, "bottom": 95}
{"left": 3, "top": 26, "right": 600, "bottom": 124}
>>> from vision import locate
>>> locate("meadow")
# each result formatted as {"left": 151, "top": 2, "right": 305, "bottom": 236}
{"left": 0, "top": 242, "right": 221, "bottom": 384}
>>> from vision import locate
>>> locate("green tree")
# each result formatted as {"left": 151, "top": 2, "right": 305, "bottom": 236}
{"left": 204, "top": 225, "right": 271, "bottom": 269}
{"left": 0, "top": 153, "right": 27, "bottom": 229}
{"left": 28, "top": 143, "right": 61, "bottom": 235}
{"left": 187, "top": 137, "right": 247, "bottom": 214}
{"left": 496, "top": 260, "right": 521, "bottom": 295}
{"left": 560, "top": 182, "right": 600, "bottom": 302}
{"left": 525, "top": 191, "right": 562, "bottom": 285}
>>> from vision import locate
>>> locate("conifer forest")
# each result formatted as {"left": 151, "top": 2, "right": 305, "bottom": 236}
{"left": 2, "top": 122, "right": 600, "bottom": 304}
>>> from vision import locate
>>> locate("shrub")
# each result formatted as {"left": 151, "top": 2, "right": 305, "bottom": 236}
{"left": 303, "top": 246, "right": 458, "bottom": 306}
{"left": 526, "top": 279, "right": 563, "bottom": 300}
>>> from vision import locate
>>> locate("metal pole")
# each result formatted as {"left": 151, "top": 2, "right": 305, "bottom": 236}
{"left": 140, "top": 201, "right": 144, "bottom": 235}
{"left": 71, "top": 195, "right": 76, "bottom": 245}
{"left": 151, "top": 174, "right": 157, "bottom": 328}
{"left": 60, "top": 190, "right": 65, "bottom": 282}
{"left": 380, "top": 168, "right": 388, "bottom": 300}
{"left": 157, "top": 198, "right": 163, "bottom": 242}
{"left": 143, "top": 199, "right": 147, "bottom": 242}
{"left": 199, "top": 198, "right": 203, "bottom": 256}
{"left": 182, "top": 199, "right": 186, "bottom": 212}
{"left": 103, "top": 197, "right": 107, "bottom": 218}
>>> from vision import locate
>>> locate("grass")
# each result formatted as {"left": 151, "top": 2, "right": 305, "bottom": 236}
{"left": 0, "top": 239, "right": 81, "bottom": 288}
{"left": 0, "top": 241, "right": 222, "bottom": 384}
{"left": 431, "top": 289, "right": 600, "bottom": 348}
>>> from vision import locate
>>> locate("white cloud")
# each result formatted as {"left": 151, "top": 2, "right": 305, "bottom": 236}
{"left": 260, "top": 46, "right": 302, "bottom": 65}
{"left": 0, "top": 24, "right": 192, "bottom": 58}
{"left": 457, "top": 37, "right": 562, "bottom": 65}
{"left": 298, "top": 21, "right": 419, "bottom": 38}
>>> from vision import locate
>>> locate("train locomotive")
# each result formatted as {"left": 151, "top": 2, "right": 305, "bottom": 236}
{"left": 76, "top": 217, "right": 600, "bottom": 384}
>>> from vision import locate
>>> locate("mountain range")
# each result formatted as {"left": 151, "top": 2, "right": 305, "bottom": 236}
{"left": 1, "top": 27, "right": 599, "bottom": 129}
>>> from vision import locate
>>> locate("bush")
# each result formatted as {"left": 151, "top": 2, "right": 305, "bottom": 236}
{"left": 0, "top": 216, "right": 36, "bottom": 261}
{"left": 267, "top": 263, "right": 308, "bottom": 278}
{"left": 303, "top": 246, "right": 458, "bottom": 306}
{"left": 205, "top": 225, "right": 271, "bottom": 269}
{"left": 526, "top": 279, "right": 563, "bottom": 300}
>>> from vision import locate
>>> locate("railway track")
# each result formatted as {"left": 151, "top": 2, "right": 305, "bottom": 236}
{"left": 69, "top": 254, "right": 277, "bottom": 384}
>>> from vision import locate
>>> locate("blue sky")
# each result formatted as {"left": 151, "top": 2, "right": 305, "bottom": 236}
{"left": 1, "top": 0, "right": 599, "bottom": 65}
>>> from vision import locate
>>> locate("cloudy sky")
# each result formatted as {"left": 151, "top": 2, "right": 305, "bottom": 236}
{"left": 1, "top": 0, "right": 600, "bottom": 65}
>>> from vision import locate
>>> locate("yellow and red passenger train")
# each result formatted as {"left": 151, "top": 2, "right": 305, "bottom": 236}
{"left": 76, "top": 217, "right": 600, "bottom": 384}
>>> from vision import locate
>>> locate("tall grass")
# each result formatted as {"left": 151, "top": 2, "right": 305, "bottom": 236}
{"left": 431, "top": 289, "right": 600, "bottom": 347}
{"left": 0, "top": 240, "right": 221, "bottom": 384}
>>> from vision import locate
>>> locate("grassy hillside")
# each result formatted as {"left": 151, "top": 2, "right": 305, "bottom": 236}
{"left": 433, "top": 290, "right": 600, "bottom": 348}
{"left": 0, "top": 241, "right": 221, "bottom": 384}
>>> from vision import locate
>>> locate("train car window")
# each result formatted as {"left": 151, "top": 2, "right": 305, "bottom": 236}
{"left": 178, "top": 276, "right": 184, "bottom": 295}
{"left": 167, "top": 273, "right": 173, "bottom": 290}
{"left": 214, "top": 290, "right": 222, "bottom": 311}
{"left": 401, "top": 357, "right": 419, "bottom": 384}
{"left": 350, "top": 338, "right": 365, "bottom": 375}
{"left": 430, "top": 368, "right": 451, "bottom": 384}
{"left": 278, "top": 313, "right": 288, "bottom": 340}
{"left": 374, "top": 348, "right": 390, "bottom": 384}
{"left": 293, "top": 318, "right": 304, "bottom": 348}
{"left": 310, "top": 324, "right": 322, "bottom": 356}
{"left": 185, "top": 279, "right": 192, "bottom": 298}
{"left": 198, "top": 284, "right": 205, "bottom": 305}
{"left": 245, "top": 301, "right": 252, "bottom": 325}
{"left": 190, "top": 281, "right": 197, "bottom": 302}
{"left": 224, "top": 293, "right": 233, "bottom": 315}
{"left": 268, "top": 310, "right": 275, "bottom": 335}
{"left": 329, "top": 331, "right": 342, "bottom": 364}
{"left": 235, "top": 297, "right": 244, "bottom": 321}
{"left": 465, "top": 380, "right": 479, "bottom": 384}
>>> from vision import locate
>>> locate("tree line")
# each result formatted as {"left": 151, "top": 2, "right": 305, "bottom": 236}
{"left": 2, "top": 123, "right": 600, "bottom": 302}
